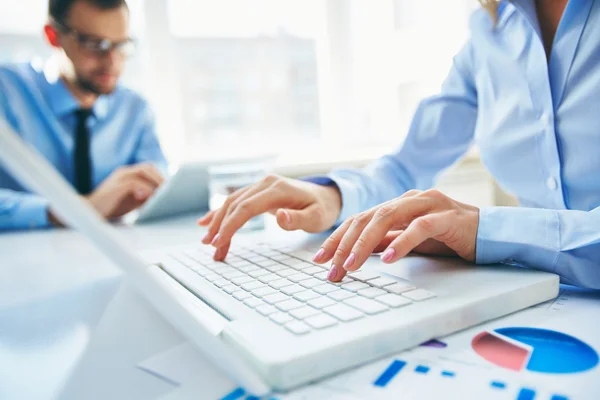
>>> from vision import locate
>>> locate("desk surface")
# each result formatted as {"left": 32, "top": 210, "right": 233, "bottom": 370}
{"left": 2, "top": 216, "right": 599, "bottom": 400}
{"left": 0, "top": 214, "right": 309, "bottom": 400}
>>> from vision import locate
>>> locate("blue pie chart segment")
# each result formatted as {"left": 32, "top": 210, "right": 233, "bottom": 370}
{"left": 494, "top": 327, "right": 599, "bottom": 374}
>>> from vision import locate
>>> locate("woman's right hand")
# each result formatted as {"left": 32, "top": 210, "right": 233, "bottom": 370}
{"left": 198, "top": 174, "right": 343, "bottom": 261}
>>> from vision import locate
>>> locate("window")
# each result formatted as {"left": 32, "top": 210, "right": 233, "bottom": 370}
{"left": 162, "top": 0, "right": 324, "bottom": 158}
{"left": 0, "top": 0, "right": 478, "bottom": 166}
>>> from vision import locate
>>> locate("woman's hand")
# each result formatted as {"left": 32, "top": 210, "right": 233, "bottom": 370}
{"left": 198, "top": 175, "right": 342, "bottom": 261}
{"left": 312, "top": 189, "right": 480, "bottom": 282}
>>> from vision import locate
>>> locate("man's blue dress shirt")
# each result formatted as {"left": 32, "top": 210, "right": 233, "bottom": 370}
{"left": 0, "top": 61, "right": 167, "bottom": 230}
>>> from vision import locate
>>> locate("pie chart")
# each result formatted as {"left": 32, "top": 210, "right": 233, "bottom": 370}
{"left": 472, "top": 327, "right": 599, "bottom": 374}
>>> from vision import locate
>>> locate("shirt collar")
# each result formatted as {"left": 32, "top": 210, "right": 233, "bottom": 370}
{"left": 41, "top": 61, "right": 110, "bottom": 120}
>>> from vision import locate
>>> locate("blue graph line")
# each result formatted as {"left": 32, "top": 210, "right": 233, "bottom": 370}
{"left": 373, "top": 360, "right": 406, "bottom": 387}
{"left": 441, "top": 371, "right": 455, "bottom": 377}
{"left": 491, "top": 381, "right": 506, "bottom": 389}
{"left": 415, "top": 365, "right": 430, "bottom": 374}
{"left": 551, "top": 396, "right": 569, "bottom": 400}
{"left": 516, "top": 388, "right": 536, "bottom": 400}
{"left": 221, "top": 387, "right": 246, "bottom": 400}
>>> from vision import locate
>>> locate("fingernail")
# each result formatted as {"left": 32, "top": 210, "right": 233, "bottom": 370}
{"left": 202, "top": 233, "right": 210, "bottom": 243}
{"left": 136, "top": 189, "right": 147, "bottom": 198}
{"left": 328, "top": 264, "right": 338, "bottom": 281}
{"left": 282, "top": 210, "right": 291, "bottom": 225}
{"left": 211, "top": 233, "right": 220, "bottom": 246}
{"left": 313, "top": 248, "right": 325, "bottom": 262}
{"left": 381, "top": 248, "right": 396, "bottom": 263}
{"left": 343, "top": 253, "right": 356, "bottom": 270}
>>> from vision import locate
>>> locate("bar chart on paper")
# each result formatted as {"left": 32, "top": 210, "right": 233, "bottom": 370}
{"left": 368, "top": 357, "right": 573, "bottom": 400}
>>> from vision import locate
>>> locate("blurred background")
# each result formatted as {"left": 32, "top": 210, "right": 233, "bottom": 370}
{"left": 0, "top": 0, "right": 516, "bottom": 207}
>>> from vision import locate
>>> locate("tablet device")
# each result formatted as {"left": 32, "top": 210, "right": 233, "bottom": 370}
{"left": 134, "top": 162, "right": 210, "bottom": 223}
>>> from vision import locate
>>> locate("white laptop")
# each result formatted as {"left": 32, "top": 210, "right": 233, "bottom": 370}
{"left": 0, "top": 119, "right": 559, "bottom": 395}
{"left": 132, "top": 163, "right": 210, "bottom": 223}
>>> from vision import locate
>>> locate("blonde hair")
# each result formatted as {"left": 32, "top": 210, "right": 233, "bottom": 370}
{"left": 479, "top": 0, "right": 500, "bottom": 25}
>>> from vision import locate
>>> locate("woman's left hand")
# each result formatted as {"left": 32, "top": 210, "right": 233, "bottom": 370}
{"left": 312, "top": 189, "right": 480, "bottom": 282}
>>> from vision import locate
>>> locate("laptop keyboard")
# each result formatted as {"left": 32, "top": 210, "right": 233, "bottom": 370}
{"left": 167, "top": 244, "right": 437, "bottom": 335}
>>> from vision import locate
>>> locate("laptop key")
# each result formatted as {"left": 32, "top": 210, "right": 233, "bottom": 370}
{"left": 281, "top": 284, "right": 306, "bottom": 296}
{"left": 299, "top": 278, "right": 322, "bottom": 289}
{"left": 275, "top": 268, "right": 297, "bottom": 278}
{"left": 289, "top": 250, "right": 315, "bottom": 261}
{"left": 238, "top": 265, "right": 261, "bottom": 273}
{"left": 303, "top": 266, "right": 326, "bottom": 275}
{"left": 285, "top": 260, "right": 309, "bottom": 270}
{"left": 290, "top": 306, "right": 321, "bottom": 320}
{"left": 284, "top": 320, "right": 311, "bottom": 335}
{"left": 270, "top": 312, "right": 294, "bottom": 325}
{"left": 213, "top": 278, "right": 230, "bottom": 288}
{"left": 305, "top": 314, "right": 338, "bottom": 329}
{"left": 248, "top": 269, "right": 270, "bottom": 278}
{"left": 263, "top": 293, "right": 290, "bottom": 304}
{"left": 258, "top": 274, "right": 281, "bottom": 284}
{"left": 375, "top": 294, "right": 413, "bottom": 308}
{"left": 313, "top": 271, "right": 329, "bottom": 281}
{"left": 256, "top": 259, "right": 278, "bottom": 268}
{"left": 231, "top": 276, "right": 255, "bottom": 285}
{"left": 294, "top": 262, "right": 315, "bottom": 271}
{"left": 402, "top": 289, "right": 437, "bottom": 301}
{"left": 323, "top": 304, "right": 364, "bottom": 322}
{"left": 341, "top": 281, "right": 370, "bottom": 292}
{"left": 256, "top": 304, "right": 278, "bottom": 316}
{"left": 348, "top": 270, "right": 380, "bottom": 282}
{"left": 241, "top": 281, "right": 265, "bottom": 291}
{"left": 194, "top": 267, "right": 210, "bottom": 277}
{"left": 368, "top": 277, "right": 398, "bottom": 288}
{"left": 269, "top": 278, "right": 294, "bottom": 290}
{"left": 357, "top": 287, "right": 387, "bottom": 299}
{"left": 328, "top": 290, "right": 355, "bottom": 301}
{"left": 265, "top": 263, "right": 286, "bottom": 273}
{"left": 293, "top": 290, "right": 321, "bottom": 302}
{"left": 222, "top": 284, "right": 238, "bottom": 294}
{"left": 271, "top": 254, "right": 293, "bottom": 262}
{"left": 276, "top": 299, "right": 304, "bottom": 312}
{"left": 344, "top": 297, "right": 388, "bottom": 315}
{"left": 221, "top": 270, "right": 246, "bottom": 280}
{"left": 203, "top": 273, "right": 220, "bottom": 282}
{"left": 233, "top": 290, "right": 252, "bottom": 301}
{"left": 386, "top": 282, "right": 416, "bottom": 294}
{"left": 307, "top": 296, "right": 336, "bottom": 309}
{"left": 252, "top": 286, "right": 278, "bottom": 298}
{"left": 313, "top": 283, "right": 341, "bottom": 295}
{"left": 287, "top": 272, "right": 312, "bottom": 283}
{"left": 244, "top": 297, "right": 264, "bottom": 308}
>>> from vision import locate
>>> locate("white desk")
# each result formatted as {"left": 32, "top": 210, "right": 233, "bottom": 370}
{"left": 0, "top": 214, "right": 314, "bottom": 400}
{"left": 2, "top": 215, "right": 599, "bottom": 400}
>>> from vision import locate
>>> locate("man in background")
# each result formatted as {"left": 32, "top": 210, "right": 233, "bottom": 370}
{"left": 0, "top": 0, "right": 167, "bottom": 230}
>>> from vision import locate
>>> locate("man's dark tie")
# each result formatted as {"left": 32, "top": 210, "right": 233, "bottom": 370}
{"left": 74, "top": 108, "right": 93, "bottom": 195}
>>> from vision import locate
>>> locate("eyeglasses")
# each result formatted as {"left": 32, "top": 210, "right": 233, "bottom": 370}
{"left": 52, "top": 19, "right": 136, "bottom": 58}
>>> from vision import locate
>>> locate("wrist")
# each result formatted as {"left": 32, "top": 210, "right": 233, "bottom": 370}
{"left": 318, "top": 184, "right": 343, "bottom": 223}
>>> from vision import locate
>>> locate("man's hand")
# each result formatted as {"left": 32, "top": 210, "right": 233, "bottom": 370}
{"left": 313, "top": 189, "right": 480, "bottom": 282}
{"left": 48, "top": 163, "right": 164, "bottom": 225}
{"left": 198, "top": 175, "right": 343, "bottom": 261}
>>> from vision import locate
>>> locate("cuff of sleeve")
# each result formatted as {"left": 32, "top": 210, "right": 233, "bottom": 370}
{"left": 13, "top": 196, "right": 51, "bottom": 229}
{"left": 301, "top": 175, "right": 361, "bottom": 226}
{"left": 476, "top": 206, "right": 560, "bottom": 272}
